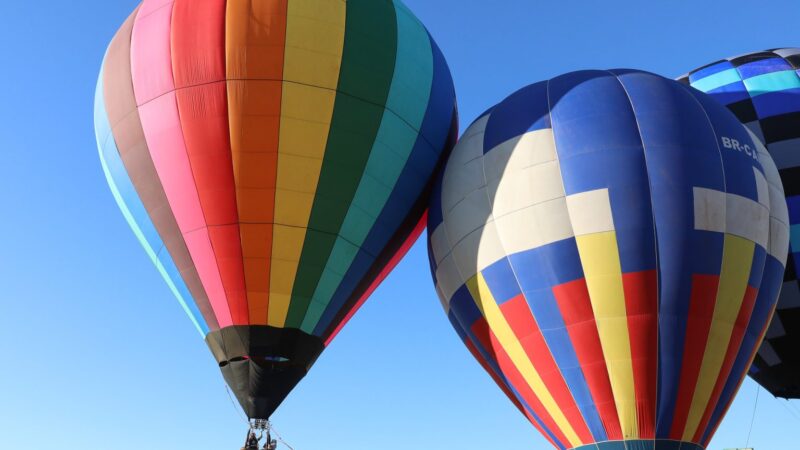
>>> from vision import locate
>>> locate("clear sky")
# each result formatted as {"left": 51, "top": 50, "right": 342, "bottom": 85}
{"left": 2, "top": 1, "right": 800, "bottom": 449}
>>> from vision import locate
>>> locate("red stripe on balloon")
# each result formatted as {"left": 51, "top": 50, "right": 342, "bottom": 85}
{"left": 622, "top": 270, "right": 658, "bottom": 438}
{"left": 500, "top": 294, "right": 594, "bottom": 444}
{"left": 471, "top": 318, "right": 571, "bottom": 448}
{"left": 464, "top": 332, "right": 559, "bottom": 450}
{"left": 668, "top": 274, "right": 719, "bottom": 440}
{"left": 700, "top": 294, "right": 775, "bottom": 449}
{"left": 464, "top": 338, "right": 526, "bottom": 414}
{"left": 464, "top": 334, "right": 560, "bottom": 450}
{"left": 553, "top": 278, "right": 622, "bottom": 440}
{"left": 171, "top": 0, "right": 248, "bottom": 324}
{"left": 692, "top": 285, "right": 758, "bottom": 443}
{"left": 131, "top": 0, "right": 234, "bottom": 327}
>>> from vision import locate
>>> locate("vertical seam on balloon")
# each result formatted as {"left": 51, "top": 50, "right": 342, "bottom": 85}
{"left": 553, "top": 277, "right": 622, "bottom": 442}
{"left": 435, "top": 118, "right": 567, "bottom": 448}
{"left": 215, "top": 0, "right": 249, "bottom": 326}
{"left": 127, "top": 4, "right": 220, "bottom": 329}
{"left": 675, "top": 81, "right": 731, "bottom": 433}
{"left": 318, "top": 160, "right": 444, "bottom": 339}
{"left": 320, "top": 210, "right": 427, "bottom": 342}
{"left": 97, "top": 116, "right": 208, "bottom": 334}
{"left": 101, "top": 119, "right": 204, "bottom": 335}
{"left": 299, "top": 2, "right": 407, "bottom": 332}
{"left": 284, "top": 1, "right": 355, "bottom": 328}
{"left": 540, "top": 77, "right": 603, "bottom": 443}
{"left": 608, "top": 70, "right": 661, "bottom": 440}
{"left": 693, "top": 145, "right": 777, "bottom": 441}
{"left": 429, "top": 123, "right": 463, "bottom": 302}
{"left": 105, "top": 5, "right": 142, "bottom": 132}
{"left": 449, "top": 300, "right": 543, "bottom": 440}
{"left": 436, "top": 120, "right": 479, "bottom": 324}
{"left": 165, "top": 0, "right": 238, "bottom": 327}
{"left": 466, "top": 307, "right": 566, "bottom": 449}
{"left": 312, "top": 8, "right": 445, "bottom": 338}
{"left": 454, "top": 125, "right": 550, "bottom": 441}
{"left": 268, "top": 1, "right": 347, "bottom": 328}
{"left": 97, "top": 58, "right": 208, "bottom": 337}
{"left": 315, "top": 29, "right": 441, "bottom": 339}
{"left": 478, "top": 162, "right": 570, "bottom": 442}
{"left": 571, "top": 98, "right": 635, "bottom": 439}
{"left": 114, "top": 5, "right": 220, "bottom": 331}
{"left": 267, "top": 0, "right": 289, "bottom": 326}
{"left": 468, "top": 274, "right": 576, "bottom": 448}
{"left": 676, "top": 83, "right": 741, "bottom": 444}
{"left": 216, "top": 0, "right": 258, "bottom": 328}
{"left": 547, "top": 76, "right": 622, "bottom": 443}
{"left": 141, "top": 1, "right": 234, "bottom": 327}
{"left": 288, "top": 2, "right": 399, "bottom": 330}
{"left": 694, "top": 102, "right": 769, "bottom": 426}
{"left": 270, "top": 0, "right": 290, "bottom": 328}
{"left": 666, "top": 70, "right": 722, "bottom": 439}
{"left": 327, "top": 36, "right": 457, "bottom": 326}
{"left": 700, "top": 305, "right": 774, "bottom": 447}
{"left": 222, "top": 0, "right": 247, "bottom": 325}
{"left": 702, "top": 143, "right": 785, "bottom": 445}
{"left": 504, "top": 78, "right": 589, "bottom": 446}
{"left": 480, "top": 101, "right": 594, "bottom": 443}
{"left": 691, "top": 284, "right": 759, "bottom": 443}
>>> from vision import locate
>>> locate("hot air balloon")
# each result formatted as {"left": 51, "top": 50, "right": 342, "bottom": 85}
{"left": 427, "top": 69, "right": 789, "bottom": 450}
{"left": 93, "top": 0, "right": 457, "bottom": 439}
{"left": 678, "top": 49, "right": 800, "bottom": 399}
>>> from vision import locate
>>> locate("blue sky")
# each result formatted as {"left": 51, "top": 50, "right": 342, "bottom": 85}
{"left": 1, "top": 0, "right": 800, "bottom": 448}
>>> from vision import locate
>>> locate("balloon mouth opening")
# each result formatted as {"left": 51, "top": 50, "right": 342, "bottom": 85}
{"left": 219, "top": 355, "right": 293, "bottom": 368}
{"left": 206, "top": 325, "right": 326, "bottom": 376}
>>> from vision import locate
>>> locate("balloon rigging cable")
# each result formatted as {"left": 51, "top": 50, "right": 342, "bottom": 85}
{"left": 225, "top": 384, "right": 248, "bottom": 424}
{"left": 270, "top": 425, "right": 295, "bottom": 450}
{"left": 779, "top": 399, "right": 800, "bottom": 424}
{"left": 746, "top": 385, "right": 760, "bottom": 448}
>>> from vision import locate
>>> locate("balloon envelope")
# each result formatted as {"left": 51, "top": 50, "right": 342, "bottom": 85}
{"left": 428, "top": 70, "right": 788, "bottom": 450}
{"left": 679, "top": 49, "right": 800, "bottom": 398}
{"left": 95, "top": 0, "right": 457, "bottom": 420}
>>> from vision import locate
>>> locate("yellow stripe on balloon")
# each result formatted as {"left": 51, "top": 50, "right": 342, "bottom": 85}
{"left": 466, "top": 273, "right": 584, "bottom": 448}
{"left": 574, "top": 231, "right": 638, "bottom": 438}
{"left": 682, "top": 234, "right": 754, "bottom": 441}
{"left": 268, "top": 0, "right": 346, "bottom": 327}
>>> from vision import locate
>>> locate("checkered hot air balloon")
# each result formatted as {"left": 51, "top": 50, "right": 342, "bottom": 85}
{"left": 94, "top": 0, "right": 457, "bottom": 422}
{"left": 428, "top": 70, "right": 789, "bottom": 450}
{"left": 679, "top": 48, "right": 800, "bottom": 399}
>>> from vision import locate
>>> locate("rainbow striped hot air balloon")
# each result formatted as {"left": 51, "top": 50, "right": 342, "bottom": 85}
{"left": 94, "top": 0, "right": 457, "bottom": 422}
{"left": 679, "top": 49, "right": 800, "bottom": 399}
{"left": 428, "top": 70, "right": 788, "bottom": 450}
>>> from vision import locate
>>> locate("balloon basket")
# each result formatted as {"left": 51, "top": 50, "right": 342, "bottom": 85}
{"left": 241, "top": 419, "right": 282, "bottom": 450}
